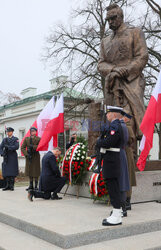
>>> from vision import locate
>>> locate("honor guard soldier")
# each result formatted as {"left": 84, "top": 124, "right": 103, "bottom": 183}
{"left": 96, "top": 106, "right": 124, "bottom": 226}
{"left": 66, "top": 133, "right": 77, "bottom": 150}
{"left": 119, "top": 111, "right": 130, "bottom": 216}
{"left": 122, "top": 111, "right": 136, "bottom": 209}
{"left": 28, "top": 147, "right": 66, "bottom": 201}
{"left": 21, "top": 127, "right": 41, "bottom": 191}
{"left": 0, "top": 127, "right": 19, "bottom": 191}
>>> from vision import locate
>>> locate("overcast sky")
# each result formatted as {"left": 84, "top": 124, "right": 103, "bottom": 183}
{"left": 0, "top": 0, "right": 75, "bottom": 96}
{"left": 0, "top": 0, "right": 160, "bottom": 97}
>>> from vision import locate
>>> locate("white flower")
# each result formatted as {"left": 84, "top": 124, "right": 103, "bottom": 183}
{"left": 82, "top": 156, "right": 85, "bottom": 159}
{"left": 73, "top": 157, "right": 76, "bottom": 160}
{"left": 83, "top": 151, "right": 86, "bottom": 154}
{"left": 78, "top": 153, "right": 80, "bottom": 156}
{"left": 77, "top": 157, "right": 80, "bottom": 160}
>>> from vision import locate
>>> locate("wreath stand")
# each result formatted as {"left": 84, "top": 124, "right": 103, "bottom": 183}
{"left": 63, "top": 183, "right": 80, "bottom": 198}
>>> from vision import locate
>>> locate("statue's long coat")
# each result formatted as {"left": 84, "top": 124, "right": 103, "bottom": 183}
{"left": 98, "top": 23, "right": 148, "bottom": 137}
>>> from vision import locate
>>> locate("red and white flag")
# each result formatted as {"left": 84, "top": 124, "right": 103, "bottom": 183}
{"left": 37, "top": 94, "right": 64, "bottom": 151}
{"left": 21, "top": 94, "right": 64, "bottom": 152}
{"left": 137, "top": 70, "right": 161, "bottom": 171}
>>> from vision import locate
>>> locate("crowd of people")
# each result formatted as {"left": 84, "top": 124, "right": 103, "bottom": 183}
{"left": 0, "top": 104, "right": 137, "bottom": 226}
{"left": 0, "top": 127, "right": 66, "bottom": 200}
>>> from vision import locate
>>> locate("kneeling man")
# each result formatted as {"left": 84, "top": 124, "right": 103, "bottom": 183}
{"left": 28, "top": 147, "right": 66, "bottom": 201}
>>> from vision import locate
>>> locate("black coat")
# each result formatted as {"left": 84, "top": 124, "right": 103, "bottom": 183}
{"left": 0, "top": 136, "right": 19, "bottom": 177}
{"left": 119, "top": 120, "right": 130, "bottom": 191}
{"left": 96, "top": 119, "right": 124, "bottom": 179}
{"left": 39, "top": 151, "right": 61, "bottom": 192}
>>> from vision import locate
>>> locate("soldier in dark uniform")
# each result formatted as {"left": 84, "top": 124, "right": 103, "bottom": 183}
{"left": 66, "top": 133, "right": 77, "bottom": 150}
{"left": 0, "top": 127, "right": 19, "bottom": 191}
{"left": 123, "top": 112, "right": 136, "bottom": 210}
{"left": 96, "top": 106, "right": 124, "bottom": 226}
{"left": 21, "top": 127, "right": 41, "bottom": 191}
{"left": 28, "top": 147, "right": 66, "bottom": 201}
{"left": 119, "top": 111, "right": 130, "bottom": 216}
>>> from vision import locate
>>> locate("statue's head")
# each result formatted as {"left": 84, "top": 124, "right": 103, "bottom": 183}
{"left": 106, "top": 4, "right": 124, "bottom": 31}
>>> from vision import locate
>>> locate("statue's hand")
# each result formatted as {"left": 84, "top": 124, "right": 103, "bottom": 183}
{"left": 105, "top": 72, "right": 120, "bottom": 90}
{"left": 113, "top": 67, "right": 129, "bottom": 78}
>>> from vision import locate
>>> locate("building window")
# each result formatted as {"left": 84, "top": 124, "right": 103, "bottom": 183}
{"left": 19, "top": 129, "right": 25, "bottom": 142}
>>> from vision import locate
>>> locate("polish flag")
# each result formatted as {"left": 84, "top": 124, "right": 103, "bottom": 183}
{"left": 37, "top": 94, "right": 64, "bottom": 151}
{"left": 21, "top": 94, "right": 64, "bottom": 152}
{"left": 137, "top": 70, "right": 161, "bottom": 171}
{"left": 20, "top": 96, "right": 55, "bottom": 153}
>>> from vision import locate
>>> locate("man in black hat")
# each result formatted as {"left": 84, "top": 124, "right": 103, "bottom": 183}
{"left": 66, "top": 133, "right": 77, "bottom": 150}
{"left": 96, "top": 106, "right": 124, "bottom": 226}
{"left": 0, "top": 127, "right": 19, "bottom": 191}
{"left": 21, "top": 127, "right": 41, "bottom": 191}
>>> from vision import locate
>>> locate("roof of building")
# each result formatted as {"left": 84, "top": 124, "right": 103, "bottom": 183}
{"left": 0, "top": 86, "right": 94, "bottom": 111}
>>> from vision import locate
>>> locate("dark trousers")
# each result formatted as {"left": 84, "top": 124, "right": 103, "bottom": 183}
{"left": 34, "top": 191, "right": 51, "bottom": 199}
{"left": 105, "top": 178, "right": 121, "bottom": 209}
{"left": 120, "top": 191, "right": 126, "bottom": 203}
{"left": 34, "top": 176, "right": 66, "bottom": 200}
{"left": 52, "top": 176, "right": 66, "bottom": 194}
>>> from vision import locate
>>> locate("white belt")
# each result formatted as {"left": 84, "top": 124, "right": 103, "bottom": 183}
{"left": 100, "top": 147, "right": 120, "bottom": 153}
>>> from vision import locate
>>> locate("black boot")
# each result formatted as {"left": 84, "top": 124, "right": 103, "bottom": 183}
{"left": 28, "top": 190, "right": 34, "bottom": 202}
{"left": 34, "top": 180, "right": 38, "bottom": 191}
{"left": 51, "top": 192, "right": 62, "bottom": 200}
{"left": 121, "top": 202, "right": 127, "bottom": 217}
{"left": 26, "top": 181, "right": 33, "bottom": 191}
{"left": 2, "top": 177, "right": 10, "bottom": 191}
{"left": 10, "top": 177, "right": 15, "bottom": 191}
{"left": 126, "top": 197, "right": 131, "bottom": 210}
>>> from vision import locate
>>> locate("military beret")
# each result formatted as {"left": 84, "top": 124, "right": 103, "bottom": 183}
{"left": 106, "top": 105, "right": 123, "bottom": 113}
{"left": 6, "top": 127, "right": 14, "bottom": 132}
{"left": 30, "top": 127, "right": 37, "bottom": 132}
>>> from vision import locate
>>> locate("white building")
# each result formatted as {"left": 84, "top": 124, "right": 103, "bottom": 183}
{"left": 0, "top": 79, "right": 92, "bottom": 172}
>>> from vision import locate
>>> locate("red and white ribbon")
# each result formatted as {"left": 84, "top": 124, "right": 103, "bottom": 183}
{"left": 89, "top": 173, "right": 99, "bottom": 196}
{"left": 88, "top": 158, "right": 96, "bottom": 171}
{"left": 61, "top": 147, "right": 70, "bottom": 176}
{"left": 68, "top": 143, "right": 80, "bottom": 183}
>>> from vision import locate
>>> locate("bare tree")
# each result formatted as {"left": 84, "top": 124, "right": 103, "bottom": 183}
{"left": 141, "top": 0, "right": 161, "bottom": 100}
{"left": 140, "top": 0, "right": 161, "bottom": 158}
{"left": 43, "top": 0, "right": 133, "bottom": 98}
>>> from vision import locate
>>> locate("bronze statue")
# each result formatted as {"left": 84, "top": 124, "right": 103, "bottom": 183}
{"left": 98, "top": 4, "right": 148, "bottom": 138}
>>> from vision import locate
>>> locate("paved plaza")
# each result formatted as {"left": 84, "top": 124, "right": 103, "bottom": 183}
{"left": 0, "top": 186, "right": 161, "bottom": 249}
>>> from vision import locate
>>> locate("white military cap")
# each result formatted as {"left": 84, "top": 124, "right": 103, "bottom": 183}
{"left": 106, "top": 105, "right": 123, "bottom": 113}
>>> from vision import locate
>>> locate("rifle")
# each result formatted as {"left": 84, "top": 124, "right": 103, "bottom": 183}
{"left": 3, "top": 137, "right": 8, "bottom": 165}
{"left": 27, "top": 137, "right": 34, "bottom": 164}
{"left": 91, "top": 122, "right": 108, "bottom": 174}
{"left": 91, "top": 147, "right": 102, "bottom": 174}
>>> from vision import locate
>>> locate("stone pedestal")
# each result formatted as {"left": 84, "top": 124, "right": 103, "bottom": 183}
{"left": 131, "top": 170, "right": 161, "bottom": 202}
{"left": 61, "top": 168, "right": 161, "bottom": 203}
